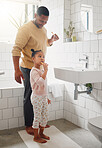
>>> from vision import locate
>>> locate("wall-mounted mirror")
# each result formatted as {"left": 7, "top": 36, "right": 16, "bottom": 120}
{"left": 81, "top": 0, "right": 102, "bottom": 34}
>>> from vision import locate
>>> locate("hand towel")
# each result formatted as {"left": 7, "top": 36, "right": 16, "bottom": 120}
{"left": 48, "top": 83, "right": 63, "bottom": 98}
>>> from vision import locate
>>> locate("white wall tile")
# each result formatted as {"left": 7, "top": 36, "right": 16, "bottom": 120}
{"left": 91, "top": 89, "right": 97, "bottom": 99}
{"left": 77, "top": 116, "right": 85, "bottom": 128}
{"left": 64, "top": 0, "right": 70, "bottom": 10}
{"left": 9, "top": 118, "right": 18, "bottom": 129}
{"left": 90, "top": 33, "right": 97, "bottom": 40}
{"left": 0, "top": 98, "right": 7, "bottom": 109}
{"left": 52, "top": 102, "right": 60, "bottom": 111}
{"left": 94, "top": 83, "right": 102, "bottom": 90}
{"left": 0, "top": 42, "right": 6, "bottom": 52}
{"left": 55, "top": 96, "right": 63, "bottom": 102}
{"left": 18, "top": 96, "right": 23, "bottom": 107}
{"left": 78, "top": 95, "right": 86, "bottom": 107}
{"left": 99, "top": 39, "right": 102, "bottom": 52}
{"left": 12, "top": 88, "right": 23, "bottom": 97}
{"left": 19, "top": 117, "right": 24, "bottom": 127}
{"left": 92, "top": 100, "right": 101, "bottom": 113}
{"left": 85, "top": 119, "right": 88, "bottom": 130}
{"left": 88, "top": 110, "right": 97, "bottom": 118}
{"left": 84, "top": 32, "right": 91, "bottom": 41}
{"left": 71, "top": 114, "right": 78, "bottom": 125}
{"left": 63, "top": 101, "right": 70, "bottom": 111}
{"left": 0, "top": 110, "right": 2, "bottom": 119}
{"left": 14, "top": 107, "right": 23, "bottom": 117}
{"left": 0, "top": 120, "right": 8, "bottom": 130}
{"left": 2, "top": 89, "right": 12, "bottom": 98}
{"left": 69, "top": 103, "right": 75, "bottom": 113}
{"left": 56, "top": 110, "right": 63, "bottom": 119}
{"left": 60, "top": 101, "right": 63, "bottom": 109}
{"left": 76, "top": 42, "right": 83, "bottom": 52}
{"left": 91, "top": 40, "right": 98, "bottom": 52}
{"left": 83, "top": 41, "right": 91, "bottom": 52}
{"left": 49, "top": 111, "right": 56, "bottom": 121}
{"left": 3, "top": 109, "right": 12, "bottom": 119}
{"left": 8, "top": 97, "right": 18, "bottom": 108}
{"left": 97, "top": 90, "right": 102, "bottom": 102}
{"left": 86, "top": 99, "right": 93, "bottom": 110}
{"left": 64, "top": 110, "right": 71, "bottom": 121}
{"left": 0, "top": 90, "right": 1, "bottom": 98}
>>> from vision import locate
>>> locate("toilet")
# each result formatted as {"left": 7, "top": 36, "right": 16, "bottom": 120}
{"left": 88, "top": 116, "right": 102, "bottom": 144}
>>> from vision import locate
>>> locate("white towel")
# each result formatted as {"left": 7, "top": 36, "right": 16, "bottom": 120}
{"left": 48, "top": 83, "right": 63, "bottom": 98}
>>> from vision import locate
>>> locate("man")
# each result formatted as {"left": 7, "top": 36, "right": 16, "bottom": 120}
{"left": 12, "top": 6, "right": 59, "bottom": 135}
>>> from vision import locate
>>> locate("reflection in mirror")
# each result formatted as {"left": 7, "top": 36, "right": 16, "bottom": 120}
{"left": 81, "top": 0, "right": 102, "bottom": 33}
{"left": 81, "top": 4, "right": 93, "bottom": 32}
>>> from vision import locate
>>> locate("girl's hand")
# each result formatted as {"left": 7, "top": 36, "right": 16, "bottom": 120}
{"left": 43, "top": 63, "right": 48, "bottom": 71}
{"left": 47, "top": 98, "right": 51, "bottom": 104}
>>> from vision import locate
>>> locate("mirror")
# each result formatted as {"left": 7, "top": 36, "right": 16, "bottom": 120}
{"left": 81, "top": 0, "right": 102, "bottom": 33}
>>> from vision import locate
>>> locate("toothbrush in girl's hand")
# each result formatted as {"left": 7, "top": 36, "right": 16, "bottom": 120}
{"left": 41, "top": 62, "right": 44, "bottom": 65}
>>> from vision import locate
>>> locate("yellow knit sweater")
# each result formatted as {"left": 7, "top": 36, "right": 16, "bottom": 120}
{"left": 12, "top": 21, "right": 49, "bottom": 69}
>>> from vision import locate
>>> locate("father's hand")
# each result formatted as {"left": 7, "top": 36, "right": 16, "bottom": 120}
{"left": 48, "top": 34, "right": 59, "bottom": 46}
{"left": 51, "top": 34, "right": 59, "bottom": 41}
{"left": 15, "top": 69, "right": 24, "bottom": 84}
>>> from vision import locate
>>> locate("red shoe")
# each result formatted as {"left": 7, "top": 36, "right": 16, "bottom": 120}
{"left": 25, "top": 126, "right": 34, "bottom": 135}
{"left": 45, "top": 124, "right": 50, "bottom": 128}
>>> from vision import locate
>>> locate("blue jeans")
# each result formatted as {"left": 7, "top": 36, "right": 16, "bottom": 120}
{"left": 20, "top": 67, "right": 34, "bottom": 127}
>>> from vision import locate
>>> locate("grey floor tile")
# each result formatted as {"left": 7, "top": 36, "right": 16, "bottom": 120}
{"left": 0, "top": 119, "right": 101, "bottom": 148}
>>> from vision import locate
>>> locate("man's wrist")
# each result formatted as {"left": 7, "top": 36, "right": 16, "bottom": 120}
{"left": 15, "top": 68, "right": 20, "bottom": 72}
{"left": 48, "top": 39, "right": 53, "bottom": 46}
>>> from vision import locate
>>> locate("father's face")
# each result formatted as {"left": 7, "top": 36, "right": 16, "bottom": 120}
{"left": 34, "top": 14, "right": 49, "bottom": 28}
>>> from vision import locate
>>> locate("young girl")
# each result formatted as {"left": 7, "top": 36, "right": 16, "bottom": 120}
{"left": 30, "top": 49, "right": 50, "bottom": 143}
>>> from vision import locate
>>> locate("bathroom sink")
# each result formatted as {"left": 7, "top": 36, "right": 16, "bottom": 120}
{"left": 54, "top": 67, "right": 102, "bottom": 84}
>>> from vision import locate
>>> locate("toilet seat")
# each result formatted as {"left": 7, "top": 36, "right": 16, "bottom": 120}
{"left": 88, "top": 116, "right": 102, "bottom": 143}
{"left": 88, "top": 116, "right": 102, "bottom": 129}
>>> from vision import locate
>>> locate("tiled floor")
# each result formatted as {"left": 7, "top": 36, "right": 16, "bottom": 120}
{"left": 0, "top": 119, "right": 101, "bottom": 148}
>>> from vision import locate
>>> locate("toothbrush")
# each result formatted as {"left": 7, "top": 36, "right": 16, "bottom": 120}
{"left": 51, "top": 32, "right": 54, "bottom": 35}
{"left": 51, "top": 32, "right": 55, "bottom": 40}
{"left": 51, "top": 32, "right": 55, "bottom": 37}
{"left": 41, "top": 62, "right": 43, "bottom": 65}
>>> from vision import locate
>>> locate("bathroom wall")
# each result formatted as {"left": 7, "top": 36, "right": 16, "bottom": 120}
{"left": 41, "top": 0, "right": 102, "bottom": 130}
{"left": 63, "top": 0, "right": 102, "bottom": 129}
{"left": 0, "top": 42, "right": 14, "bottom": 82}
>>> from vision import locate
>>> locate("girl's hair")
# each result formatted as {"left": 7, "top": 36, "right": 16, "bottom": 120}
{"left": 31, "top": 49, "right": 42, "bottom": 57}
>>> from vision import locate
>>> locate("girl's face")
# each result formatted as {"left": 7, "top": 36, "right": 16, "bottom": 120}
{"left": 32, "top": 51, "right": 45, "bottom": 67}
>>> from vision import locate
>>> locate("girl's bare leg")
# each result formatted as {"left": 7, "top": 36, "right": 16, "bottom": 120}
{"left": 39, "top": 126, "right": 50, "bottom": 140}
{"left": 33, "top": 128, "right": 47, "bottom": 143}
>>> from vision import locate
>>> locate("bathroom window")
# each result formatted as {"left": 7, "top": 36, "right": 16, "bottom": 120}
{"left": 0, "top": 0, "right": 38, "bottom": 43}
{"left": 81, "top": 4, "right": 93, "bottom": 32}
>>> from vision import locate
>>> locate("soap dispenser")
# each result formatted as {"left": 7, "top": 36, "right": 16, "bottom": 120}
{"left": 94, "top": 55, "right": 100, "bottom": 70}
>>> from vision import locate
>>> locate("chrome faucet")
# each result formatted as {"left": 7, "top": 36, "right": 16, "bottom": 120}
{"left": 79, "top": 54, "right": 89, "bottom": 69}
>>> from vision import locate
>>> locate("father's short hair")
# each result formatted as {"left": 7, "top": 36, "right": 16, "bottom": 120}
{"left": 37, "top": 6, "right": 49, "bottom": 16}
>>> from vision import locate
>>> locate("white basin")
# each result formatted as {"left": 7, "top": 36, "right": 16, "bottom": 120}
{"left": 54, "top": 67, "right": 102, "bottom": 84}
